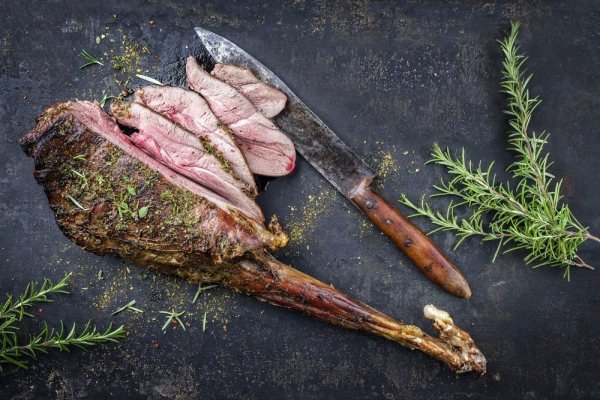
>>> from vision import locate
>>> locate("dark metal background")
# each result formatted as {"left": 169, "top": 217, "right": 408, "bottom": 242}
{"left": 2, "top": 1, "right": 600, "bottom": 399}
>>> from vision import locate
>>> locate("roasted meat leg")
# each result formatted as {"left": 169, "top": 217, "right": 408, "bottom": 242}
{"left": 20, "top": 101, "right": 486, "bottom": 375}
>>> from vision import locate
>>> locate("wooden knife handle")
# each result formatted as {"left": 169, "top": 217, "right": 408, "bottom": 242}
{"left": 351, "top": 184, "right": 472, "bottom": 299}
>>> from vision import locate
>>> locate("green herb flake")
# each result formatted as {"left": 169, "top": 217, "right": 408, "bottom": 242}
{"left": 99, "top": 95, "right": 115, "bottom": 107}
{"left": 112, "top": 300, "right": 143, "bottom": 316}
{"left": 138, "top": 206, "right": 149, "bottom": 219}
{"left": 159, "top": 310, "right": 186, "bottom": 332}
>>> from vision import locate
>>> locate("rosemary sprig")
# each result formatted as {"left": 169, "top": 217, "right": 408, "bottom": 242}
{"left": 159, "top": 310, "right": 186, "bottom": 332}
{"left": 79, "top": 50, "right": 104, "bottom": 69}
{"left": 99, "top": 95, "right": 115, "bottom": 107}
{"left": 191, "top": 284, "right": 217, "bottom": 304}
{"left": 399, "top": 21, "right": 599, "bottom": 278}
{"left": 111, "top": 300, "right": 144, "bottom": 315}
{"left": 0, "top": 274, "right": 126, "bottom": 371}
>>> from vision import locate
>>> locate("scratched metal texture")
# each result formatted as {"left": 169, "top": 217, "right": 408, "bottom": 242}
{"left": 1, "top": 1, "right": 600, "bottom": 399}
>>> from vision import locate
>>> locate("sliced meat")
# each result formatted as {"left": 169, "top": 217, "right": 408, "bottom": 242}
{"left": 186, "top": 56, "right": 296, "bottom": 177}
{"left": 134, "top": 86, "right": 257, "bottom": 196}
{"left": 211, "top": 63, "right": 287, "bottom": 118}
{"left": 110, "top": 100, "right": 263, "bottom": 222}
{"left": 20, "top": 102, "right": 287, "bottom": 263}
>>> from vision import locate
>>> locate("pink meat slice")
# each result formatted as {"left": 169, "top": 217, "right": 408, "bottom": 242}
{"left": 211, "top": 63, "right": 287, "bottom": 118}
{"left": 186, "top": 56, "right": 296, "bottom": 177}
{"left": 110, "top": 101, "right": 263, "bottom": 222}
{"left": 67, "top": 100, "right": 261, "bottom": 221}
{"left": 134, "top": 86, "right": 257, "bottom": 196}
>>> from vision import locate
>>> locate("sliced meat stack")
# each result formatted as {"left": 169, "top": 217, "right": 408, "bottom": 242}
{"left": 187, "top": 57, "right": 296, "bottom": 177}
{"left": 110, "top": 100, "right": 263, "bottom": 221}
{"left": 134, "top": 86, "right": 257, "bottom": 194}
{"left": 96, "top": 58, "right": 297, "bottom": 223}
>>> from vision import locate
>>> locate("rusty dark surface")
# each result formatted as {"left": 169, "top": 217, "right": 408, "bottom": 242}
{"left": 2, "top": 1, "right": 600, "bottom": 399}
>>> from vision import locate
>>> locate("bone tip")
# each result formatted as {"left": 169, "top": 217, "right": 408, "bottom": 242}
{"left": 423, "top": 304, "right": 453, "bottom": 325}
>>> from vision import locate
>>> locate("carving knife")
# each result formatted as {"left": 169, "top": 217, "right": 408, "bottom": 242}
{"left": 194, "top": 27, "right": 472, "bottom": 299}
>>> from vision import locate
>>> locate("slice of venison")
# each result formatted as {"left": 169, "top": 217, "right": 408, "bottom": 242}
{"left": 134, "top": 86, "right": 257, "bottom": 196}
{"left": 211, "top": 63, "right": 287, "bottom": 118}
{"left": 186, "top": 56, "right": 296, "bottom": 177}
{"left": 111, "top": 100, "right": 264, "bottom": 222}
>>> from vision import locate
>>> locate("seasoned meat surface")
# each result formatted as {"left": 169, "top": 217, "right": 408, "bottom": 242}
{"left": 20, "top": 101, "right": 287, "bottom": 277}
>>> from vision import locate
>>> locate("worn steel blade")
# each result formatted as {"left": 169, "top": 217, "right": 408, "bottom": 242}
{"left": 194, "top": 27, "right": 376, "bottom": 198}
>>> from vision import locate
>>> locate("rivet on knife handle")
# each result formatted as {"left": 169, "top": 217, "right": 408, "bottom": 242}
{"left": 352, "top": 182, "right": 472, "bottom": 299}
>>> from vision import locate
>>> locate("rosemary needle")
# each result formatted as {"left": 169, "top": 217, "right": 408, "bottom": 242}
{"left": 159, "top": 310, "right": 186, "bottom": 332}
{"left": 79, "top": 50, "right": 104, "bottom": 69}
{"left": 191, "top": 284, "right": 217, "bottom": 304}
{"left": 99, "top": 95, "right": 115, "bottom": 107}
{"left": 112, "top": 300, "right": 143, "bottom": 315}
{"left": 136, "top": 74, "right": 163, "bottom": 85}
{"left": 66, "top": 195, "right": 88, "bottom": 211}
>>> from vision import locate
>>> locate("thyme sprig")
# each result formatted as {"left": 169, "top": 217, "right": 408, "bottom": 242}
{"left": 0, "top": 274, "right": 126, "bottom": 371}
{"left": 399, "top": 21, "right": 599, "bottom": 279}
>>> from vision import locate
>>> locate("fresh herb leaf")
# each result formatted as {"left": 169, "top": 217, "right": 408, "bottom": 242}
{"left": 70, "top": 168, "right": 89, "bottom": 188}
{"left": 99, "top": 95, "right": 115, "bottom": 107}
{"left": 136, "top": 74, "right": 164, "bottom": 86}
{"left": 138, "top": 206, "right": 149, "bottom": 219}
{"left": 112, "top": 300, "right": 143, "bottom": 315}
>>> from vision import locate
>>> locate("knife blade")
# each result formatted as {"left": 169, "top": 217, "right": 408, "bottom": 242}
{"left": 194, "top": 27, "right": 472, "bottom": 299}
